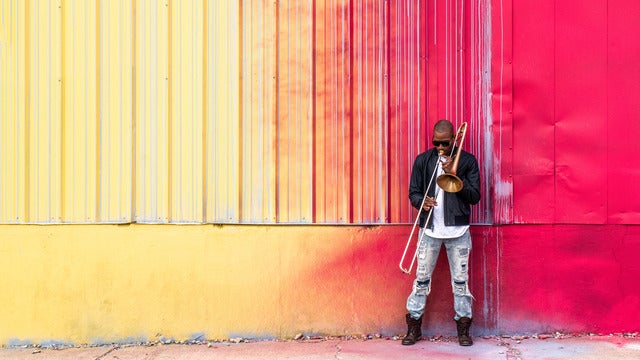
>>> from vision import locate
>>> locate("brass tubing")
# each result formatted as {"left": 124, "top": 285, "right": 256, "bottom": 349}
{"left": 436, "top": 122, "right": 468, "bottom": 193}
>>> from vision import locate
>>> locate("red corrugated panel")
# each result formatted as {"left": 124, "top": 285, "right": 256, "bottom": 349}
{"left": 387, "top": 0, "right": 425, "bottom": 224}
{"left": 351, "top": 0, "right": 389, "bottom": 223}
{"left": 555, "top": 1, "right": 608, "bottom": 224}
{"left": 315, "top": 0, "right": 353, "bottom": 223}
{"left": 511, "top": 0, "right": 640, "bottom": 225}
{"left": 512, "top": 0, "right": 555, "bottom": 223}
{"left": 607, "top": 1, "right": 640, "bottom": 224}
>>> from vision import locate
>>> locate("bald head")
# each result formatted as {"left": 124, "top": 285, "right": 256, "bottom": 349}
{"left": 434, "top": 119, "right": 454, "bottom": 134}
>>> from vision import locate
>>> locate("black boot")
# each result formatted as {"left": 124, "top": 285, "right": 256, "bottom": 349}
{"left": 402, "top": 313, "right": 422, "bottom": 345}
{"left": 455, "top": 317, "right": 473, "bottom": 346}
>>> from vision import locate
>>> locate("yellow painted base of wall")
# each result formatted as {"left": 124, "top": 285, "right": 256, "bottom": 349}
{"left": 0, "top": 224, "right": 410, "bottom": 345}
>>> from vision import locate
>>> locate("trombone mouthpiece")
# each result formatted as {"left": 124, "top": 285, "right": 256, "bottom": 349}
{"left": 438, "top": 150, "right": 444, "bottom": 155}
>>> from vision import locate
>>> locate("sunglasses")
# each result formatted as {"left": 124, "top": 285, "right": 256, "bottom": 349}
{"left": 432, "top": 140, "right": 451, "bottom": 147}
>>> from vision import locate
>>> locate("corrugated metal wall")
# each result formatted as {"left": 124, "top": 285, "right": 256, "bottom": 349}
{"left": 0, "top": 0, "right": 492, "bottom": 224}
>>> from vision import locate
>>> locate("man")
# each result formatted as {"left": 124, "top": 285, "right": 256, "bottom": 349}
{"left": 402, "top": 119, "right": 481, "bottom": 346}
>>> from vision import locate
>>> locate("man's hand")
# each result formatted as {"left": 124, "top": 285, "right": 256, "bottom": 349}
{"left": 422, "top": 196, "right": 438, "bottom": 211}
{"left": 441, "top": 155, "right": 456, "bottom": 175}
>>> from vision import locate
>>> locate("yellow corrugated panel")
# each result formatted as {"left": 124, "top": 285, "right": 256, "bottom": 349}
{"left": 168, "top": 0, "right": 204, "bottom": 223}
{"left": 0, "top": 0, "right": 22, "bottom": 223}
{"left": 208, "top": 0, "right": 240, "bottom": 223}
{"left": 28, "top": 0, "right": 62, "bottom": 223}
{"left": 258, "top": 0, "right": 278, "bottom": 224}
{"left": 2, "top": 0, "right": 326, "bottom": 225}
{"left": 61, "top": 0, "right": 98, "bottom": 222}
{"left": 0, "top": 0, "right": 133, "bottom": 224}
{"left": 134, "top": 0, "right": 170, "bottom": 223}
{"left": 98, "top": 0, "right": 132, "bottom": 223}
{"left": 240, "top": 0, "right": 277, "bottom": 223}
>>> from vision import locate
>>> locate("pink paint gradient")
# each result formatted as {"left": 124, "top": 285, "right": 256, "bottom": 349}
{"left": 280, "top": 225, "right": 640, "bottom": 335}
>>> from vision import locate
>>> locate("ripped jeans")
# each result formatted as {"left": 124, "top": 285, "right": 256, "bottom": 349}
{"left": 406, "top": 229, "right": 473, "bottom": 321}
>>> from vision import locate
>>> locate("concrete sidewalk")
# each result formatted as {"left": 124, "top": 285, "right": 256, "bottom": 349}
{"left": 1, "top": 334, "right": 639, "bottom": 359}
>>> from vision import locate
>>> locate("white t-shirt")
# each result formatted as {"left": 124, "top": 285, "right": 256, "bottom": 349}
{"left": 425, "top": 155, "right": 469, "bottom": 239}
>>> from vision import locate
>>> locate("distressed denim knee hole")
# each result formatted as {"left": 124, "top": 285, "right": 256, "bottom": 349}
{"left": 453, "top": 280, "right": 467, "bottom": 295}
{"left": 413, "top": 279, "right": 432, "bottom": 296}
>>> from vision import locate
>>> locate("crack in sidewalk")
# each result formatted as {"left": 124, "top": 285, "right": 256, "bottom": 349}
{"left": 94, "top": 345, "right": 120, "bottom": 360}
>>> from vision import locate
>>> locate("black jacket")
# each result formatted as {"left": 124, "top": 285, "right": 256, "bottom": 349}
{"left": 409, "top": 148, "right": 481, "bottom": 228}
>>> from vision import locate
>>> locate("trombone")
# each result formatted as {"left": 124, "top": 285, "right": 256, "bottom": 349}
{"left": 399, "top": 122, "right": 468, "bottom": 274}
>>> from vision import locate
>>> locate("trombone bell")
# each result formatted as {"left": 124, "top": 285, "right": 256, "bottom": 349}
{"left": 436, "top": 174, "right": 464, "bottom": 193}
